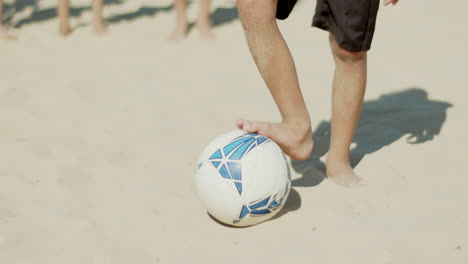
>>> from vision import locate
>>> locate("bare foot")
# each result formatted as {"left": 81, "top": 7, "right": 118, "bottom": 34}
{"left": 0, "top": 26, "right": 16, "bottom": 40}
{"left": 236, "top": 119, "right": 313, "bottom": 160}
{"left": 93, "top": 20, "right": 108, "bottom": 35}
{"left": 168, "top": 23, "right": 188, "bottom": 43}
{"left": 196, "top": 19, "right": 215, "bottom": 40}
{"left": 325, "top": 157, "right": 363, "bottom": 187}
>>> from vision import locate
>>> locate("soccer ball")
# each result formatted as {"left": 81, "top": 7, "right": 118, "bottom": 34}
{"left": 195, "top": 129, "right": 291, "bottom": 227}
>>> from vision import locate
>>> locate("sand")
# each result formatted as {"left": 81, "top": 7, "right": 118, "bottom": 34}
{"left": 1, "top": 0, "right": 467, "bottom": 263}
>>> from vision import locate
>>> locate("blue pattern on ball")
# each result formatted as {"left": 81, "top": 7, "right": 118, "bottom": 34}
{"left": 207, "top": 133, "right": 271, "bottom": 195}
{"left": 203, "top": 132, "right": 289, "bottom": 224}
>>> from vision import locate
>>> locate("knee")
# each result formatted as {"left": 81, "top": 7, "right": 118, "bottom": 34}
{"left": 236, "top": 0, "right": 276, "bottom": 29}
{"left": 332, "top": 44, "right": 366, "bottom": 63}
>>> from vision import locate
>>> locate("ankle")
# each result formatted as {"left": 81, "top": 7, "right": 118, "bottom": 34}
{"left": 197, "top": 17, "right": 212, "bottom": 26}
{"left": 282, "top": 117, "right": 311, "bottom": 133}
{"left": 278, "top": 119, "right": 312, "bottom": 150}
{"left": 175, "top": 20, "right": 188, "bottom": 29}
{"left": 325, "top": 152, "right": 350, "bottom": 166}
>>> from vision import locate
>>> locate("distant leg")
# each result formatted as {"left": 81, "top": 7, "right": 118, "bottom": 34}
{"left": 92, "top": 0, "right": 107, "bottom": 34}
{"left": 196, "top": 0, "right": 214, "bottom": 40}
{"left": 326, "top": 34, "right": 367, "bottom": 187}
{"left": 0, "top": 0, "right": 16, "bottom": 40}
{"left": 58, "top": 0, "right": 71, "bottom": 36}
{"left": 168, "top": 0, "right": 188, "bottom": 42}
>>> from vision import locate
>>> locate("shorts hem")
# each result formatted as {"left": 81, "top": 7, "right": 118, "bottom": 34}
{"left": 311, "top": 23, "right": 371, "bottom": 52}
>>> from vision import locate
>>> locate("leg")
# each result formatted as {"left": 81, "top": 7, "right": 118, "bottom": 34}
{"left": 168, "top": 0, "right": 188, "bottom": 42}
{"left": 0, "top": 0, "right": 16, "bottom": 40}
{"left": 235, "top": 0, "right": 313, "bottom": 160}
{"left": 326, "top": 34, "right": 367, "bottom": 187}
{"left": 92, "top": 0, "right": 107, "bottom": 34}
{"left": 195, "top": 0, "right": 214, "bottom": 40}
{"left": 57, "top": 0, "right": 71, "bottom": 36}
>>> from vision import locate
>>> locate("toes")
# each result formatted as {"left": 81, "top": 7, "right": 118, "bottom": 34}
{"left": 242, "top": 121, "right": 257, "bottom": 133}
{"left": 235, "top": 119, "right": 244, "bottom": 129}
{"left": 235, "top": 120, "right": 263, "bottom": 133}
{"left": 246, "top": 121, "right": 272, "bottom": 137}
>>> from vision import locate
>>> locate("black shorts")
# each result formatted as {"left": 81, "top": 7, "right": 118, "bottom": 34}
{"left": 276, "top": 0, "right": 298, "bottom": 20}
{"left": 312, "top": 0, "right": 380, "bottom": 52}
{"left": 276, "top": 0, "right": 379, "bottom": 51}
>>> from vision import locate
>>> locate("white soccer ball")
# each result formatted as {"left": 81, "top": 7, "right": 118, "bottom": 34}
{"left": 195, "top": 129, "right": 291, "bottom": 227}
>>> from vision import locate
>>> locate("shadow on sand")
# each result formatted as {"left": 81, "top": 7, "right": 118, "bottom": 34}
{"left": 211, "top": 6, "right": 238, "bottom": 27}
{"left": 289, "top": 87, "right": 453, "bottom": 190}
{"left": 108, "top": 4, "right": 238, "bottom": 27}
{"left": 186, "top": 6, "right": 238, "bottom": 32}
{"left": 105, "top": 4, "right": 173, "bottom": 24}
{"left": 105, "top": 1, "right": 238, "bottom": 26}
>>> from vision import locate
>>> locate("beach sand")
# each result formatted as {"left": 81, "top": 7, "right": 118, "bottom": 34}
{"left": 1, "top": 0, "right": 467, "bottom": 263}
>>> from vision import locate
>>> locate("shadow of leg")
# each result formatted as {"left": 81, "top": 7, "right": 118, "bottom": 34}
{"left": 291, "top": 122, "right": 331, "bottom": 187}
{"left": 291, "top": 163, "right": 327, "bottom": 187}
{"left": 350, "top": 152, "right": 365, "bottom": 168}
{"left": 211, "top": 7, "right": 238, "bottom": 27}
